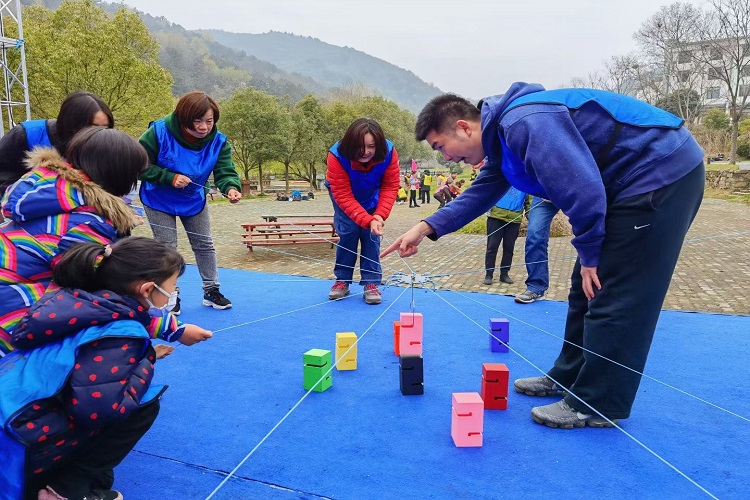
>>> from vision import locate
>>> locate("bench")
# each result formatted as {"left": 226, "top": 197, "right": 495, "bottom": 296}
{"left": 242, "top": 220, "right": 339, "bottom": 253}
{"left": 261, "top": 213, "right": 332, "bottom": 222}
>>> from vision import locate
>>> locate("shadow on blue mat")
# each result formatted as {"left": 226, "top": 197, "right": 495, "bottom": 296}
{"left": 116, "top": 266, "right": 750, "bottom": 499}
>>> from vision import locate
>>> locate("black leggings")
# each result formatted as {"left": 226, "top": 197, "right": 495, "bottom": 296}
{"left": 25, "top": 401, "right": 160, "bottom": 500}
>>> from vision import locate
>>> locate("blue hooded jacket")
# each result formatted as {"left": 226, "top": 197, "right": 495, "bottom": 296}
{"left": 424, "top": 82, "right": 704, "bottom": 267}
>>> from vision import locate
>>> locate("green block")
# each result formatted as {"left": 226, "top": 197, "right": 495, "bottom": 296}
{"left": 303, "top": 365, "right": 332, "bottom": 392}
{"left": 303, "top": 348, "right": 332, "bottom": 368}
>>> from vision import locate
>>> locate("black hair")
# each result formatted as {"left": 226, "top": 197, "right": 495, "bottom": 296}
{"left": 56, "top": 91, "right": 114, "bottom": 152}
{"left": 338, "top": 118, "right": 388, "bottom": 163}
{"left": 53, "top": 237, "right": 186, "bottom": 295}
{"left": 415, "top": 94, "right": 481, "bottom": 142}
{"left": 65, "top": 127, "right": 148, "bottom": 196}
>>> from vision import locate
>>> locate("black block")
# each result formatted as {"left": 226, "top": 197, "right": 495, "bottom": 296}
{"left": 399, "top": 356, "right": 424, "bottom": 395}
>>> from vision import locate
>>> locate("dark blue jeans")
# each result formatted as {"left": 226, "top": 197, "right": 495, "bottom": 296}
{"left": 523, "top": 197, "right": 560, "bottom": 294}
{"left": 548, "top": 164, "right": 705, "bottom": 419}
{"left": 332, "top": 200, "right": 382, "bottom": 286}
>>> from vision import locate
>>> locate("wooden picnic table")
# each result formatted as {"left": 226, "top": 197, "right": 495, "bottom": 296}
{"left": 241, "top": 220, "right": 339, "bottom": 253}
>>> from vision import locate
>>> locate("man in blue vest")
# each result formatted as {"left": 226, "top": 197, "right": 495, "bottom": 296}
{"left": 382, "top": 82, "right": 705, "bottom": 429}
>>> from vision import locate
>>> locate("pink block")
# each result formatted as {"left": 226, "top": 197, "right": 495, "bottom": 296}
{"left": 399, "top": 312, "right": 423, "bottom": 356}
{"left": 451, "top": 392, "right": 484, "bottom": 447}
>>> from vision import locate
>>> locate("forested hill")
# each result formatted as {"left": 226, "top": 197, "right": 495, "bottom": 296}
{"left": 20, "top": 0, "right": 442, "bottom": 112}
{"left": 205, "top": 30, "right": 442, "bottom": 113}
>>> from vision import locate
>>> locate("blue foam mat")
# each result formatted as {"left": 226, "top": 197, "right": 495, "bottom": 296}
{"left": 114, "top": 266, "right": 750, "bottom": 499}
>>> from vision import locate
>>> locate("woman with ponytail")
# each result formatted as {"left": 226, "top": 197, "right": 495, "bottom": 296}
{"left": 0, "top": 237, "right": 212, "bottom": 500}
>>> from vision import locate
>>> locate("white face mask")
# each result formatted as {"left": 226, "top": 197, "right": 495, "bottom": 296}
{"left": 146, "top": 283, "right": 178, "bottom": 312}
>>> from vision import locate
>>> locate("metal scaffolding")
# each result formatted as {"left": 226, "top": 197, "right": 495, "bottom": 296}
{"left": 0, "top": 0, "right": 30, "bottom": 138}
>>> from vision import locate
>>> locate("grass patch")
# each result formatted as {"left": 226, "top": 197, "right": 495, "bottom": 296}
{"left": 706, "top": 163, "right": 739, "bottom": 171}
{"left": 456, "top": 216, "right": 486, "bottom": 235}
{"left": 704, "top": 186, "right": 750, "bottom": 205}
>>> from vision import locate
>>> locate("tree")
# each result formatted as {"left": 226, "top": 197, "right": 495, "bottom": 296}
{"left": 14, "top": 0, "right": 174, "bottom": 135}
{"left": 704, "top": 108, "right": 731, "bottom": 130}
{"left": 221, "top": 87, "right": 286, "bottom": 194}
{"left": 635, "top": 2, "right": 707, "bottom": 124}
{"left": 289, "top": 95, "right": 329, "bottom": 190}
{"left": 692, "top": 0, "right": 750, "bottom": 163}
{"left": 655, "top": 89, "right": 702, "bottom": 117}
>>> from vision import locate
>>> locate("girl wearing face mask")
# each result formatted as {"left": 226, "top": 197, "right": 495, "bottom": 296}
{"left": 0, "top": 237, "right": 212, "bottom": 500}
{"left": 325, "top": 118, "right": 400, "bottom": 305}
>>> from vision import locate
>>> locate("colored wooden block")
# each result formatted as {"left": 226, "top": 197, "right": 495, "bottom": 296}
{"left": 335, "top": 332, "right": 357, "bottom": 371}
{"left": 393, "top": 321, "right": 401, "bottom": 356}
{"left": 303, "top": 349, "right": 332, "bottom": 392}
{"left": 489, "top": 318, "right": 509, "bottom": 353}
{"left": 399, "top": 312, "right": 423, "bottom": 356}
{"left": 303, "top": 365, "right": 332, "bottom": 392}
{"left": 399, "top": 356, "right": 424, "bottom": 395}
{"left": 482, "top": 363, "right": 509, "bottom": 410}
{"left": 451, "top": 392, "right": 484, "bottom": 447}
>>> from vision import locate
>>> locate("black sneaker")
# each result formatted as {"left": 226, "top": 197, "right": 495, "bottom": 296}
{"left": 172, "top": 296, "right": 181, "bottom": 316}
{"left": 203, "top": 287, "right": 232, "bottom": 310}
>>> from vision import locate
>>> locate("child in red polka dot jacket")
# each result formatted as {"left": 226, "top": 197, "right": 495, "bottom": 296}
{"left": 0, "top": 237, "right": 212, "bottom": 500}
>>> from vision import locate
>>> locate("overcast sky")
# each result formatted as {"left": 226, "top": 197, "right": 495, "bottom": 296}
{"left": 120, "top": 0, "right": 699, "bottom": 100}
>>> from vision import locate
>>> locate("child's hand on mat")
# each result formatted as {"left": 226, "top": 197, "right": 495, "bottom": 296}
{"left": 180, "top": 324, "right": 213, "bottom": 346}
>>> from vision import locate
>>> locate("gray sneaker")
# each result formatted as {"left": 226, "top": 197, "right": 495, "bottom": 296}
{"left": 514, "top": 376, "right": 563, "bottom": 396}
{"left": 329, "top": 281, "right": 350, "bottom": 300}
{"left": 515, "top": 290, "right": 543, "bottom": 304}
{"left": 531, "top": 399, "right": 618, "bottom": 429}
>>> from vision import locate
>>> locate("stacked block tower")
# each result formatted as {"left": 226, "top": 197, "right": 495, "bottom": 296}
{"left": 398, "top": 312, "right": 423, "bottom": 395}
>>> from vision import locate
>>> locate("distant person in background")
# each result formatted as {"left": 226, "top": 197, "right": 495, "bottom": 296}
{"left": 433, "top": 183, "right": 452, "bottom": 208}
{"left": 139, "top": 91, "right": 242, "bottom": 314}
{"left": 515, "top": 198, "right": 561, "bottom": 304}
{"left": 408, "top": 172, "right": 420, "bottom": 208}
{"left": 0, "top": 91, "right": 114, "bottom": 194}
{"left": 326, "top": 118, "right": 400, "bottom": 305}
{"left": 419, "top": 169, "right": 432, "bottom": 204}
{"left": 396, "top": 185, "right": 408, "bottom": 204}
{"left": 483, "top": 186, "right": 529, "bottom": 285}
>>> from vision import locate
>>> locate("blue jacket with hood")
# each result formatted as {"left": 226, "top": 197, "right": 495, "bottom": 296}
{"left": 424, "top": 82, "right": 704, "bottom": 267}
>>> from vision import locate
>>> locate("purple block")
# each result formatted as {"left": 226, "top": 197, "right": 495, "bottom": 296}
{"left": 489, "top": 318, "right": 509, "bottom": 353}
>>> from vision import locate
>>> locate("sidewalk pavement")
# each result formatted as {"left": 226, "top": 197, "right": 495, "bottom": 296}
{"left": 133, "top": 194, "right": 750, "bottom": 316}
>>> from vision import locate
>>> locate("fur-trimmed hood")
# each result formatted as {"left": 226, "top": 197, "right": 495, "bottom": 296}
{"left": 3, "top": 147, "right": 138, "bottom": 233}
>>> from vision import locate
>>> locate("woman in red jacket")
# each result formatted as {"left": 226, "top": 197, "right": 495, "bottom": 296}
{"left": 326, "top": 118, "right": 400, "bottom": 304}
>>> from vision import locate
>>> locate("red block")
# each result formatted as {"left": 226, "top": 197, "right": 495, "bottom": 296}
{"left": 481, "top": 363, "right": 509, "bottom": 410}
{"left": 393, "top": 321, "right": 401, "bottom": 356}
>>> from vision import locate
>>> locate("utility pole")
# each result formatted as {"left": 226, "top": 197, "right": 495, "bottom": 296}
{"left": 0, "top": 0, "right": 31, "bottom": 137}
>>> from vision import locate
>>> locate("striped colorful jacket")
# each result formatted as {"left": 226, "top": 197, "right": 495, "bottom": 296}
{"left": 0, "top": 148, "right": 138, "bottom": 356}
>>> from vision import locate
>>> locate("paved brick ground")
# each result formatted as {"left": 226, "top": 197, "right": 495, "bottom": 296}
{"left": 132, "top": 193, "right": 750, "bottom": 316}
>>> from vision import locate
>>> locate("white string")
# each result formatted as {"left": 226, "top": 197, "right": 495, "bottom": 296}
{"left": 425, "top": 286, "right": 719, "bottom": 499}
{"left": 191, "top": 182, "right": 406, "bottom": 274}
{"left": 204, "top": 286, "right": 409, "bottom": 500}
{"left": 210, "top": 292, "right": 366, "bottom": 334}
{"left": 446, "top": 289, "right": 750, "bottom": 423}
{"left": 145, "top": 219, "right": 406, "bottom": 276}
{"left": 424, "top": 198, "right": 546, "bottom": 277}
